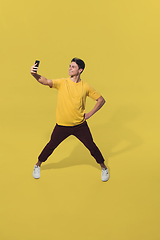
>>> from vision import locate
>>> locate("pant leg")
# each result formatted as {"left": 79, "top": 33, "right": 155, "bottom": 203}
{"left": 38, "top": 124, "right": 71, "bottom": 162}
{"left": 72, "top": 121, "right": 105, "bottom": 164}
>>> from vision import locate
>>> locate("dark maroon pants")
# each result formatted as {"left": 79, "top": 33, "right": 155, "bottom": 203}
{"left": 38, "top": 121, "right": 105, "bottom": 164}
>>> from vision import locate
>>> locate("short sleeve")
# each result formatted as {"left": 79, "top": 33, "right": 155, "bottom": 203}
{"left": 51, "top": 79, "right": 63, "bottom": 90}
{"left": 86, "top": 83, "right": 101, "bottom": 100}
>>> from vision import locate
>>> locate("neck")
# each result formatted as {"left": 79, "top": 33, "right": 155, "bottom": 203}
{"left": 70, "top": 75, "right": 81, "bottom": 83}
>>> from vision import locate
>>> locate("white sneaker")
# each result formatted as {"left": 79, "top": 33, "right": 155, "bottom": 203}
{"left": 101, "top": 168, "right": 109, "bottom": 182}
{"left": 33, "top": 165, "right": 40, "bottom": 179}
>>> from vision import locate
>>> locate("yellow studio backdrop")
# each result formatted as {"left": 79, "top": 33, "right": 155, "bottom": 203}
{"left": 0, "top": 0, "right": 160, "bottom": 239}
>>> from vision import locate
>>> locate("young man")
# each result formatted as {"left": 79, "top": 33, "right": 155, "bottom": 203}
{"left": 31, "top": 58, "right": 109, "bottom": 181}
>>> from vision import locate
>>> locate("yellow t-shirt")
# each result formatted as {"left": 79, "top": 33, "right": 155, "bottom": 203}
{"left": 51, "top": 78, "right": 101, "bottom": 126}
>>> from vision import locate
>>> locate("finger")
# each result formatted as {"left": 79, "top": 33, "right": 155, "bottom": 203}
{"left": 31, "top": 67, "right": 38, "bottom": 72}
{"left": 31, "top": 69, "right": 37, "bottom": 73}
{"left": 31, "top": 65, "right": 37, "bottom": 69}
{"left": 32, "top": 66, "right": 38, "bottom": 69}
{"left": 33, "top": 63, "right": 38, "bottom": 68}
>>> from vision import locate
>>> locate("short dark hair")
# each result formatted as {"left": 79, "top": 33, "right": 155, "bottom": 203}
{"left": 71, "top": 57, "right": 85, "bottom": 73}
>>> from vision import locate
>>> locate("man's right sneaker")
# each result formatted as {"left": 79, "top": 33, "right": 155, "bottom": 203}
{"left": 33, "top": 165, "right": 40, "bottom": 179}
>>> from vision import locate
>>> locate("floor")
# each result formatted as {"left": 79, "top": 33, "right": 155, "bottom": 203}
{"left": 0, "top": 1, "right": 160, "bottom": 239}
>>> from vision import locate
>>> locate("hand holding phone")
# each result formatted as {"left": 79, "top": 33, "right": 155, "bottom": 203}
{"left": 33, "top": 60, "right": 40, "bottom": 72}
{"left": 31, "top": 60, "right": 40, "bottom": 73}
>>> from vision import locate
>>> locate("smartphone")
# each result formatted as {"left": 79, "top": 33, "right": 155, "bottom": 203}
{"left": 33, "top": 60, "right": 40, "bottom": 72}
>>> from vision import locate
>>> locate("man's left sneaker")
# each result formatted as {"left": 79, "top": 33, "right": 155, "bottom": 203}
{"left": 33, "top": 165, "right": 40, "bottom": 179}
{"left": 101, "top": 168, "right": 109, "bottom": 182}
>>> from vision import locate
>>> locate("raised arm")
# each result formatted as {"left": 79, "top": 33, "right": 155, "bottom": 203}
{"left": 30, "top": 63, "right": 53, "bottom": 88}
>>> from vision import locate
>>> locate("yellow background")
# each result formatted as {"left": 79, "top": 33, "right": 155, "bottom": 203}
{"left": 0, "top": 0, "right": 160, "bottom": 239}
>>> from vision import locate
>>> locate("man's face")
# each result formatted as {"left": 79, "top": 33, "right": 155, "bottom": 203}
{"left": 69, "top": 61, "right": 82, "bottom": 77}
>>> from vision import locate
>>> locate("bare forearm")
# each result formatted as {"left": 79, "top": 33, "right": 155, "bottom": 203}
{"left": 90, "top": 97, "right": 105, "bottom": 116}
{"left": 85, "top": 96, "right": 105, "bottom": 119}
{"left": 31, "top": 72, "right": 48, "bottom": 85}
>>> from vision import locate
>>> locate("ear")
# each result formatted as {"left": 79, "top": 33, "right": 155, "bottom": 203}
{"left": 79, "top": 68, "right": 83, "bottom": 74}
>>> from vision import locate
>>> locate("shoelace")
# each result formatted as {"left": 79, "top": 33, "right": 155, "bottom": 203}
{"left": 102, "top": 169, "right": 108, "bottom": 174}
{"left": 34, "top": 166, "right": 39, "bottom": 171}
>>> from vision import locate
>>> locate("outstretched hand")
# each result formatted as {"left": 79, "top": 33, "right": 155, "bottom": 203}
{"left": 31, "top": 63, "right": 38, "bottom": 74}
